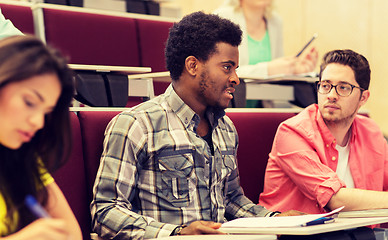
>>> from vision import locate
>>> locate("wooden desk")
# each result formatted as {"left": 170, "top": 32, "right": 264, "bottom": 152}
{"left": 69, "top": 64, "right": 153, "bottom": 107}
{"left": 127, "top": 71, "right": 318, "bottom": 105}
{"left": 127, "top": 71, "right": 171, "bottom": 82}
{"left": 69, "top": 64, "right": 151, "bottom": 74}
{"left": 238, "top": 73, "right": 318, "bottom": 102}
{"left": 149, "top": 235, "right": 276, "bottom": 240}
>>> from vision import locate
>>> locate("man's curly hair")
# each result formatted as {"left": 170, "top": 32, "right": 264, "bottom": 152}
{"left": 165, "top": 11, "right": 242, "bottom": 81}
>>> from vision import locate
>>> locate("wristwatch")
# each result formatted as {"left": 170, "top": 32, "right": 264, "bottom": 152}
{"left": 171, "top": 224, "right": 187, "bottom": 236}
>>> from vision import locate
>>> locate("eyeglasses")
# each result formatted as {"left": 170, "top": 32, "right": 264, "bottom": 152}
{"left": 316, "top": 81, "right": 365, "bottom": 97}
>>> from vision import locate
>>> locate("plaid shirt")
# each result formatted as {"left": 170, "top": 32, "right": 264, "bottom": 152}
{"left": 91, "top": 85, "right": 271, "bottom": 239}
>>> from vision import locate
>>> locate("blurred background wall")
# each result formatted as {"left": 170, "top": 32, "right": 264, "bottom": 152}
{"left": 172, "top": 0, "right": 388, "bottom": 136}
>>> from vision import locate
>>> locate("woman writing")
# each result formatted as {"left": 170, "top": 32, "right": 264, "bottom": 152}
{"left": 0, "top": 35, "right": 82, "bottom": 240}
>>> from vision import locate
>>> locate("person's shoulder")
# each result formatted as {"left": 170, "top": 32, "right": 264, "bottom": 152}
{"left": 279, "top": 105, "right": 318, "bottom": 135}
{"left": 111, "top": 96, "right": 167, "bottom": 127}
{"left": 282, "top": 106, "right": 314, "bottom": 125}
{"left": 354, "top": 114, "right": 385, "bottom": 136}
{"left": 218, "top": 114, "right": 237, "bottom": 132}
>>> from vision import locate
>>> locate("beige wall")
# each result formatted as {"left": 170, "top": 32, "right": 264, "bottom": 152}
{"left": 172, "top": 0, "right": 388, "bottom": 135}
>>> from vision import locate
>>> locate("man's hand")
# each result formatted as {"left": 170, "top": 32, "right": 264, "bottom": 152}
{"left": 179, "top": 221, "right": 226, "bottom": 235}
{"left": 276, "top": 210, "right": 306, "bottom": 217}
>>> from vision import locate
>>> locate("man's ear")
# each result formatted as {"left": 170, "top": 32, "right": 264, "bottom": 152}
{"left": 359, "top": 89, "right": 370, "bottom": 106}
{"left": 185, "top": 56, "right": 199, "bottom": 76}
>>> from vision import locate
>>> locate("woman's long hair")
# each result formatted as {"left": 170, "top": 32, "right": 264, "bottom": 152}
{"left": 0, "top": 35, "right": 74, "bottom": 234}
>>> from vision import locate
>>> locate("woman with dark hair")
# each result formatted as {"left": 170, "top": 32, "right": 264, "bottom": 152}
{"left": 0, "top": 35, "right": 81, "bottom": 240}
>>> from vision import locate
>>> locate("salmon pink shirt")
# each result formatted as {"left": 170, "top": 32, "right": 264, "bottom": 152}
{"left": 259, "top": 104, "right": 388, "bottom": 213}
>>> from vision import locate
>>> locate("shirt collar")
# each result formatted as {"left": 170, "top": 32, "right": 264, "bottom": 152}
{"left": 311, "top": 104, "right": 337, "bottom": 146}
{"left": 314, "top": 104, "right": 359, "bottom": 147}
{"left": 165, "top": 84, "right": 226, "bottom": 130}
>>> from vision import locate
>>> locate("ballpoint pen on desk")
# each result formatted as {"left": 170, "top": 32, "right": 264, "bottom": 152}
{"left": 296, "top": 33, "right": 318, "bottom": 57}
{"left": 301, "top": 217, "right": 335, "bottom": 227}
{"left": 25, "top": 195, "right": 51, "bottom": 218}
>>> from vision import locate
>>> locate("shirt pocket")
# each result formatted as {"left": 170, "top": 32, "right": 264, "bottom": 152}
{"left": 220, "top": 150, "right": 237, "bottom": 180}
{"left": 157, "top": 149, "right": 194, "bottom": 207}
{"left": 219, "top": 150, "right": 237, "bottom": 196}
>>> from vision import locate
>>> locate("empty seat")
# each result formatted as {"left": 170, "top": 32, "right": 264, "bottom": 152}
{"left": 225, "top": 111, "right": 296, "bottom": 203}
{"left": 0, "top": 2, "right": 34, "bottom": 34}
{"left": 41, "top": 6, "right": 140, "bottom": 66}
{"left": 77, "top": 111, "right": 121, "bottom": 202}
{"left": 135, "top": 18, "right": 174, "bottom": 96}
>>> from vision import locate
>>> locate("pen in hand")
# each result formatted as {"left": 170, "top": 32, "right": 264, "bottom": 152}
{"left": 296, "top": 33, "right": 318, "bottom": 57}
{"left": 25, "top": 195, "right": 51, "bottom": 218}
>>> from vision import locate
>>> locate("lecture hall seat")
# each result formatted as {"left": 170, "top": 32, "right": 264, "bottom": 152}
{"left": 226, "top": 111, "right": 297, "bottom": 203}
{"left": 0, "top": 2, "right": 35, "bottom": 35}
{"left": 135, "top": 18, "right": 174, "bottom": 96}
{"left": 53, "top": 112, "right": 91, "bottom": 240}
{"left": 41, "top": 7, "right": 140, "bottom": 66}
{"left": 77, "top": 111, "right": 120, "bottom": 203}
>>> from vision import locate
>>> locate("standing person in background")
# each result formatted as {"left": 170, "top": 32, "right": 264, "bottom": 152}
{"left": 0, "top": 35, "right": 82, "bottom": 240}
{"left": 214, "top": 0, "right": 318, "bottom": 108}
{"left": 0, "top": 8, "right": 23, "bottom": 39}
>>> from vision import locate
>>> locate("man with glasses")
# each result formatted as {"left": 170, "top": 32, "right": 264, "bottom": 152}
{"left": 259, "top": 49, "right": 388, "bottom": 214}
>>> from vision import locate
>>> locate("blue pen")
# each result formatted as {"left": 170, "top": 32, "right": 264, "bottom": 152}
{"left": 295, "top": 33, "right": 318, "bottom": 57}
{"left": 25, "top": 195, "right": 51, "bottom": 218}
{"left": 302, "top": 217, "right": 335, "bottom": 227}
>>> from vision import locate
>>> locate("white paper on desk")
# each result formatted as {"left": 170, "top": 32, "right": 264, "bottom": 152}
{"left": 221, "top": 206, "right": 344, "bottom": 228}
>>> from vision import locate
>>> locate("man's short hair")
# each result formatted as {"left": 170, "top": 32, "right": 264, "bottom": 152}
{"left": 319, "top": 49, "right": 371, "bottom": 90}
{"left": 165, "top": 11, "right": 242, "bottom": 81}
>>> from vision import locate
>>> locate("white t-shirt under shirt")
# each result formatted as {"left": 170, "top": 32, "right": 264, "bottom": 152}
{"left": 335, "top": 139, "right": 355, "bottom": 188}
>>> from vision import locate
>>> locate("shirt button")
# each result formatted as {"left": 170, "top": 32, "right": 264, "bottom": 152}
{"left": 332, "top": 156, "right": 336, "bottom": 161}
{"left": 206, "top": 160, "right": 210, "bottom": 164}
{"left": 185, "top": 118, "right": 188, "bottom": 124}
{"left": 326, "top": 144, "right": 330, "bottom": 148}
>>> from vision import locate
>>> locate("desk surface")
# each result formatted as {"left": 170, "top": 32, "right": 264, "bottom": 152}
{"left": 127, "top": 71, "right": 171, "bottom": 82}
{"left": 149, "top": 234, "right": 276, "bottom": 240}
{"left": 240, "top": 73, "right": 318, "bottom": 84}
{"left": 220, "top": 216, "right": 388, "bottom": 235}
{"left": 126, "top": 71, "right": 318, "bottom": 84}
{"left": 68, "top": 64, "right": 151, "bottom": 74}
